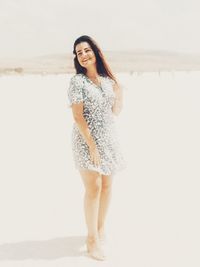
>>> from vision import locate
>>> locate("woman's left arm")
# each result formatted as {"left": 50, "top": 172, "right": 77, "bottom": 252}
{"left": 112, "top": 82, "right": 123, "bottom": 116}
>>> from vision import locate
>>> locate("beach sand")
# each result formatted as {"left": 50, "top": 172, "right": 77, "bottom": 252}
{"left": 0, "top": 72, "right": 199, "bottom": 266}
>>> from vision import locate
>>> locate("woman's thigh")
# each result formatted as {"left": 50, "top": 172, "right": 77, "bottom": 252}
{"left": 79, "top": 169, "right": 102, "bottom": 190}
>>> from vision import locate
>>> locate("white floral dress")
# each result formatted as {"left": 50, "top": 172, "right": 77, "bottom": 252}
{"left": 67, "top": 73, "right": 125, "bottom": 175}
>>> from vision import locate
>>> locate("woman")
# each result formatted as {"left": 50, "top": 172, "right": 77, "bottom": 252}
{"left": 67, "top": 35, "right": 125, "bottom": 260}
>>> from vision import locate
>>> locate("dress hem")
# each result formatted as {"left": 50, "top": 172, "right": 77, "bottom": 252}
{"left": 74, "top": 165, "right": 126, "bottom": 176}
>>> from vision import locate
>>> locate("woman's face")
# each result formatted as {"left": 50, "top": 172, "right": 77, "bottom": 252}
{"left": 75, "top": 42, "right": 96, "bottom": 68}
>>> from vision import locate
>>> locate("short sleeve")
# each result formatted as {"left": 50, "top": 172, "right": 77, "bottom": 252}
{"left": 67, "top": 74, "right": 84, "bottom": 107}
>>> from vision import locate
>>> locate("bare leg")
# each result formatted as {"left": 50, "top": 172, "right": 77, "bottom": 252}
{"left": 98, "top": 174, "right": 113, "bottom": 241}
{"left": 79, "top": 169, "right": 105, "bottom": 260}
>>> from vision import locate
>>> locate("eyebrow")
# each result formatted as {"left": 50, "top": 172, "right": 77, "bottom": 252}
{"left": 76, "top": 47, "right": 91, "bottom": 53}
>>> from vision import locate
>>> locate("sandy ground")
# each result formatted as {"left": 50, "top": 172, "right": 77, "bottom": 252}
{"left": 0, "top": 72, "right": 200, "bottom": 267}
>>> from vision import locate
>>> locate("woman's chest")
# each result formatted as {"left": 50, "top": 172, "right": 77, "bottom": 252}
{"left": 83, "top": 79, "right": 115, "bottom": 108}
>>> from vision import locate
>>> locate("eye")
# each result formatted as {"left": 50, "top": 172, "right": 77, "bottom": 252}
{"left": 77, "top": 48, "right": 91, "bottom": 56}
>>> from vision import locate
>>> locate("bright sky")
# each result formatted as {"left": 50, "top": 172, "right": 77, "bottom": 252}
{"left": 1, "top": 0, "right": 200, "bottom": 58}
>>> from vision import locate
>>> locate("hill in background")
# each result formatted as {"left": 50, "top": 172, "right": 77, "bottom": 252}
{"left": 1, "top": 50, "right": 200, "bottom": 75}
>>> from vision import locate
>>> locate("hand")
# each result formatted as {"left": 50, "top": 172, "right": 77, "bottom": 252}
{"left": 89, "top": 143, "right": 101, "bottom": 168}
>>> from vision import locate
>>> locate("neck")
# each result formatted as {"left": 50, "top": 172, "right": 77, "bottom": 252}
{"left": 86, "top": 66, "right": 99, "bottom": 79}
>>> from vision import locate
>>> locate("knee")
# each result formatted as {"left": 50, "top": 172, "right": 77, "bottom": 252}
{"left": 86, "top": 178, "right": 102, "bottom": 199}
{"left": 101, "top": 181, "right": 112, "bottom": 193}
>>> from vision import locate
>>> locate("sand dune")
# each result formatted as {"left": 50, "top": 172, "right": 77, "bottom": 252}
{"left": 1, "top": 50, "right": 200, "bottom": 75}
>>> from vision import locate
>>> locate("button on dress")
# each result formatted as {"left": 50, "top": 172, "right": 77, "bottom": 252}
{"left": 67, "top": 73, "right": 125, "bottom": 175}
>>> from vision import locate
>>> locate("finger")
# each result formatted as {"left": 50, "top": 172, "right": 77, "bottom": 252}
{"left": 92, "top": 155, "right": 98, "bottom": 166}
{"left": 90, "top": 154, "right": 94, "bottom": 164}
{"left": 92, "top": 155, "right": 98, "bottom": 167}
{"left": 93, "top": 157, "right": 98, "bottom": 167}
{"left": 95, "top": 155, "right": 101, "bottom": 167}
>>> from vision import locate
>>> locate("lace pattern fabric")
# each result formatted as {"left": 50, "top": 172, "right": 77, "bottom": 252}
{"left": 67, "top": 73, "right": 125, "bottom": 175}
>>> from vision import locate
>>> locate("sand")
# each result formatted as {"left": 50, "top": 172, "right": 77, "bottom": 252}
{"left": 0, "top": 72, "right": 199, "bottom": 266}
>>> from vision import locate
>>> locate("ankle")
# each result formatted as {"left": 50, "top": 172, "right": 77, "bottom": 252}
{"left": 86, "top": 236, "right": 101, "bottom": 252}
{"left": 98, "top": 224, "right": 104, "bottom": 231}
{"left": 98, "top": 226, "right": 105, "bottom": 235}
{"left": 87, "top": 235, "right": 99, "bottom": 242}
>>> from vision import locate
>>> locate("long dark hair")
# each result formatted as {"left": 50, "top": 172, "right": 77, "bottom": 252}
{"left": 73, "top": 35, "right": 117, "bottom": 83}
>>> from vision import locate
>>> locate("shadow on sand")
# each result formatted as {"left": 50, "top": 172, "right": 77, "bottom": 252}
{"left": 0, "top": 236, "right": 86, "bottom": 260}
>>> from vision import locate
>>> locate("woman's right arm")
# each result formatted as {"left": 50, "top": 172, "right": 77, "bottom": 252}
{"left": 71, "top": 102, "right": 95, "bottom": 147}
{"left": 71, "top": 102, "right": 101, "bottom": 167}
{"left": 67, "top": 75, "right": 100, "bottom": 167}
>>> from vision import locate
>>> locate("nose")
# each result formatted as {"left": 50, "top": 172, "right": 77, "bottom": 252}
{"left": 78, "top": 50, "right": 89, "bottom": 61}
{"left": 82, "top": 51, "right": 88, "bottom": 58}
